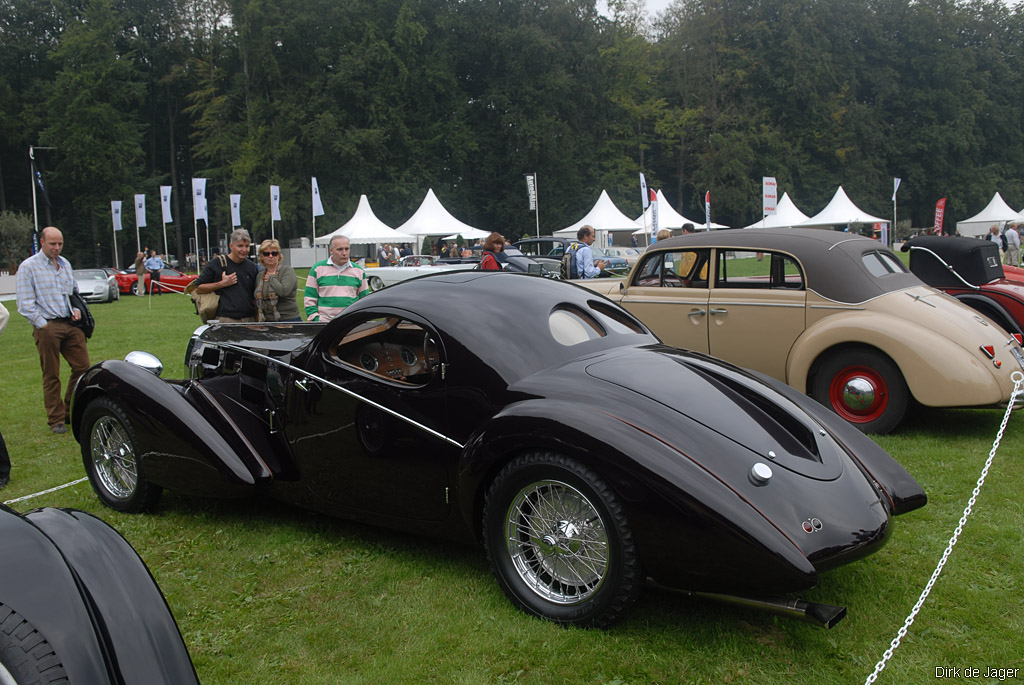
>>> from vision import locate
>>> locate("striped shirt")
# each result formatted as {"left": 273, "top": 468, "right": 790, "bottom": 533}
{"left": 16, "top": 251, "right": 76, "bottom": 329}
{"left": 304, "top": 259, "right": 369, "bottom": 321}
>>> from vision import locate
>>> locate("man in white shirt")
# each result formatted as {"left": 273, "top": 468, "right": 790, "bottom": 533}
{"left": 1005, "top": 222, "right": 1020, "bottom": 267}
{"left": 575, "top": 225, "right": 607, "bottom": 279}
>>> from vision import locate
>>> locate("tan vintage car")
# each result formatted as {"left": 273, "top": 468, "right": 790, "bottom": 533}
{"left": 580, "top": 228, "right": 1024, "bottom": 433}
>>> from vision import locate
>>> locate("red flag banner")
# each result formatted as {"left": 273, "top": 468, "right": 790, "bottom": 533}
{"left": 934, "top": 198, "right": 946, "bottom": 234}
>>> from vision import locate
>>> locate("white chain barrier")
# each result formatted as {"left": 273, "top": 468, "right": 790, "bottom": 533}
{"left": 864, "top": 370, "right": 1023, "bottom": 684}
{"left": 3, "top": 477, "right": 88, "bottom": 506}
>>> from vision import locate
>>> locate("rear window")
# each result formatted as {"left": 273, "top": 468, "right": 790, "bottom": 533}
{"left": 549, "top": 300, "right": 650, "bottom": 346}
{"left": 861, "top": 250, "right": 908, "bottom": 278}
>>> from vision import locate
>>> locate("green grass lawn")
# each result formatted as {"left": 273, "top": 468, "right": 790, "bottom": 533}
{"left": 1, "top": 287, "right": 1021, "bottom": 684}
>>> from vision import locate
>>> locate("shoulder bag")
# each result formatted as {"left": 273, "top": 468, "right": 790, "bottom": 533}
{"left": 185, "top": 254, "right": 228, "bottom": 323}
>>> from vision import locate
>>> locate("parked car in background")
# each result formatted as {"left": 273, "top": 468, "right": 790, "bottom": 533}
{"left": 514, "top": 237, "right": 629, "bottom": 275}
{"left": 601, "top": 246, "right": 642, "bottom": 267}
{"left": 164, "top": 253, "right": 180, "bottom": 268}
{"left": 72, "top": 272, "right": 924, "bottom": 629}
{"left": 0, "top": 503, "right": 198, "bottom": 683}
{"left": 366, "top": 254, "right": 477, "bottom": 291}
{"left": 901, "top": 235, "right": 1024, "bottom": 337}
{"left": 580, "top": 228, "right": 1024, "bottom": 433}
{"left": 74, "top": 268, "right": 120, "bottom": 303}
{"left": 116, "top": 266, "right": 198, "bottom": 295}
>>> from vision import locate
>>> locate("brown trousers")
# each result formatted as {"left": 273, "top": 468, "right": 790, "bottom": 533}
{"left": 32, "top": 321, "right": 91, "bottom": 427}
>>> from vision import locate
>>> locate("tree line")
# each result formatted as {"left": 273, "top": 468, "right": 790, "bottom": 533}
{"left": 1, "top": 0, "right": 1022, "bottom": 268}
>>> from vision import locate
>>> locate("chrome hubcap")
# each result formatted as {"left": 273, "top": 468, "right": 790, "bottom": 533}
{"left": 505, "top": 480, "right": 608, "bottom": 605}
{"left": 90, "top": 415, "right": 137, "bottom": 499}
{"left": 841, "top": 377, "right": 876, "bottom": 410}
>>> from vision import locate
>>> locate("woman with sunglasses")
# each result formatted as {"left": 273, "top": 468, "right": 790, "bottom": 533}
{"left": 254, "top": 239, "right": 302, "bottom": 322}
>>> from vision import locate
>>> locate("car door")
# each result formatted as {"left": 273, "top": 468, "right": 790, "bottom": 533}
{"left": 618, "top": 249, "right": 712, "bottom": 353}
{"left": 706, "top": 250, "right": 806, "bottom": 381}
{"left": 284, "top": 313, "right": 452, "bottom": 521}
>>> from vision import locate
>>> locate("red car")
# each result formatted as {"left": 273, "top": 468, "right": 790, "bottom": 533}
{"left": 902, "top": 235, "right": 1024, "bottom": 337}
{"left": 116, "top": 266, "right": 198, "bottom": 295}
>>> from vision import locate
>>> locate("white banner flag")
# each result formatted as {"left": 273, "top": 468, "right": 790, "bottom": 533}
{"left": 270, "top": 185, "right": 281, "bottom": 221}
{"left": 705, "top": 190, "right": 711, "bottom": 230}
{"left": 111, "top": 201, "right": 123, "bottom": 231}
{"left": 192, "top": 178, "right": 207, "bottom": 221}
{"left": 230, "top": 194, "right": 241, "bottom": 227}
{"left": 762, "top": 177, "right": 777, "bottom": 215}
{"left": 160, "top": 185, "right": 173, "bottom": 223}
{"left": 524, "top": 173, "right": 537, "bottom": 211}
{"left": 651, "top": 189, "right": 659, "bottom": 240}
{"left": 311, "top": 178, "right": 325, "bottom": 217}
{"left": 640, "top": 173, "right": 649, "bottom": 209}
{"left": 892, "top": 177, "right": 902, "bottom": 201}
{"left": 134, "top": 194, "right": 147, "bottom": 227}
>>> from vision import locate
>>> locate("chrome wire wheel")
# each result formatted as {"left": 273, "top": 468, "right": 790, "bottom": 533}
{"left": 90, "top": 414, "right": 138, "bottom": 501}
{"left": 505, "top": 479, "right": 609, "bottom": 605}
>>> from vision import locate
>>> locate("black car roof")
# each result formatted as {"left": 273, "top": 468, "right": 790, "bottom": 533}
{"left": 901, "top": 235, "right": 1003, "bottom": 287}
{"left": 340, "top": 271, "right": 658, "bottom": 381}
{"left": 652, "top": 228, "right": 922, "bottom": 303}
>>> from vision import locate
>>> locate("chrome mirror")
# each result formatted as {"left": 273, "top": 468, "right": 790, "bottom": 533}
{"left": 124, "top": 350, "right": 164, "bottom": 376}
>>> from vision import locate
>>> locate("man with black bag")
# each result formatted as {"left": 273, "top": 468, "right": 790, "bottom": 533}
{"left": 15, "top": 226, "right": 91, "bottom": 434}
{"left": 193, "top": 228, "right": 258, "bottom": 322}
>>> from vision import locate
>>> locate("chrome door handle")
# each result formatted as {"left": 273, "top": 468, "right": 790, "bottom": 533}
{"left": 709, "top": 308, "right": 728, "bottom": 315}
{"left": 689, "top": 308, "right": 707, "bottom": 316}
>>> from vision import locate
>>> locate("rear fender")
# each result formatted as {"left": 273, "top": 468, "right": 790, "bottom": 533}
{"left": 458, "top": 399, "right": 818, "bottom": 594}
{"left": 750, "top": 371, "right": 926, "bottom": 516}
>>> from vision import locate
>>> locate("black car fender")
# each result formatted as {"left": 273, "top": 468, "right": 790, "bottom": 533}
{"left": 1, "top": 505, "right": 197, "bottom": 684}
{"left": 953, "top": 292, "right": 1023, "bottom": 336}
{"left": 457, "top": 398, "right": 819, "bottom": 594}
{"left": 72, "top": 360, "right": 265, "bottom": 492}
{"left": 749, "top": 369, "right": 927, "bottom": 516}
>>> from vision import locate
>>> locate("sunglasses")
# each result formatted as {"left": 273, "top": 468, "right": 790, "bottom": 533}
{"left": 262, "top": 251, "right": 279, "bottom": 257}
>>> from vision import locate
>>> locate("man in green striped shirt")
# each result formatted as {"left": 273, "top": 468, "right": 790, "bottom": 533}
{"left": 304, "top": 235, "right": 369, "bottom": 321}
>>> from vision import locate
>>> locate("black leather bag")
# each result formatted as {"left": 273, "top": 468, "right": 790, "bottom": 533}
{"left": 68, "top": 290, "right": 95, "bottom": 339}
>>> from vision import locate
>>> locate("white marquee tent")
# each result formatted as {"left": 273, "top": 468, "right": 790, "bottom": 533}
{"left": 395, "top": 188, "right": 483, "bottom": 240}
{"left": 553, "top": 190, "right": 638, "bottom": 246}
{"left": 956, "top": 193, "right": 1023, "bottom": 237}
{"left": 743, "top": 192, "right": 811, "bottom": 229}
{"left": 314, "top": 195, "right": 414, "bottom": 245}
{"left": 633, "top": 189, "right": 728, "bottom": 235}
{"left": 798, "top": 186, "right": 887, "bottom": 228}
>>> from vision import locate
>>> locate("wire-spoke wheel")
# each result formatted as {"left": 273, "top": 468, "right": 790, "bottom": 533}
{"left": 368, "top": 275, "right": 385, "bottom": 292}
{"left": 484, "top": 452, "right": 642, "bottom": 628}
{"left": 81, "top": 397, "right": 161, "bottom": 512}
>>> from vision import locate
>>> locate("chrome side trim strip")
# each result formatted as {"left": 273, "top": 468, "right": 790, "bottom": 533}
{"left": 215, "top": 343, "right": 464, "bottom": 449}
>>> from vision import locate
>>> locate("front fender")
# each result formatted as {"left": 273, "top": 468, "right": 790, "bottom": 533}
{"left": 72, "top": 360, "right": 264, "bottom": 494}
{"left": 457, "top": 399, "right": 819, "bottom": 595}
{"left": 788, "top": 311, "right": 1009, "bottom": 407}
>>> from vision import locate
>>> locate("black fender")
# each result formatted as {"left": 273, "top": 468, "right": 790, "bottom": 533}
{"left": 751, "top": 370, "right": 927, "bottom": 516}
{"left": 0, "top": 505, "right": 197, "bottom": 683}
{"left": 72, "top": 360, "right": 267, "bottom": 495}
{"left": 457, "top": 398, "right": 819, "bottom": 595}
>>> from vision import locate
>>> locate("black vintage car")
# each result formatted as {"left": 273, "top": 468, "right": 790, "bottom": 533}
{"left": 0, "top": 503, "right": 197, "bottom": 683}
{"left": 71, "top": 272, "right": 925, "bottom": 628}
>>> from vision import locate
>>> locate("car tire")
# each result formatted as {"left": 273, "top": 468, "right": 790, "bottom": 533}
{"left": 130, "top": 281, "right": 139, "bottom": 296}
{"left": 80, "top": 397, "right": 162, "bottom": 513}
{"left": 113, "top": 286, "right": 120, "bottom": 302}
{"left": 368, "top": 275, "right": 385, "bottom": 292}
{"left": 483, "top": 451, "right": 642, "bottom": 628}
{"left": 0, "top": 602, "right": 69, "bottom": 684}
{"left": 811, "top": 348, "right": 908, "bottom": 434}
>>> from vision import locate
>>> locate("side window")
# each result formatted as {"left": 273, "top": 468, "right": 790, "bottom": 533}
{"left": 633, "top": 250, "right": 708, "bottom": 287}
{"left": 547, "top": 243, "right": 565, "bottom": 257}
{"left": 519, "top": 242, "right": 541, "bottom": 257}
{"left": 715, "top": 251, "right": 804, "bottom": 289}
{"left": 330, "top": 316, "right": 440, "bottom": 386}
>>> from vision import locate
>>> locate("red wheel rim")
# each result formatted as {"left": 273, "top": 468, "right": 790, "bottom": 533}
{"left": 828, "top": 364, "right": 888, "bottom": 423}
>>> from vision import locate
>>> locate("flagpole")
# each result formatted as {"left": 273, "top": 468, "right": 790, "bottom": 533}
{"left": 162, "top": 221, "right": 169, "bottom": 257}
{"left": 193, "top": 218, "right": 200, "bottom": 273}
{"left": 112, "top": 225, "right": 119, "bottom": 270}
{"left": 28, "top": 147, "right": 38, "bottom": 239}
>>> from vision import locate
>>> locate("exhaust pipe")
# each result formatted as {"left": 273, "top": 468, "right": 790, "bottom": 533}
{"left": 692, "top": 592, "right": 847, "bottom": 629}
